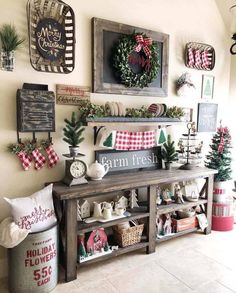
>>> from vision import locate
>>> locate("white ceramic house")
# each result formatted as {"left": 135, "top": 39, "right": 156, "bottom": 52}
{"left": 80, "top": 199, "right": 90, "bottom": 218}
{"left": 115, "top": 196, "right": 128, "bottom": 209}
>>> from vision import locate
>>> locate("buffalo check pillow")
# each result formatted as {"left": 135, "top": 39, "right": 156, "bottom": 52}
{"left": 4, "top": 184, "right": 57, "bottom": 233}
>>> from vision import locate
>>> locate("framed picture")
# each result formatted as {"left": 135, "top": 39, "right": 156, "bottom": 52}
{"left": 181, "top": 108, "right": 193, "bottom": 122}
{"left": 201, "top": 75, "right": 214, "bottom": 99}
{"left": 92, "top": 17, "right": 169, "bottom": 97}
{"left": 197, "top": 103, "right": 218, "bottom": 132}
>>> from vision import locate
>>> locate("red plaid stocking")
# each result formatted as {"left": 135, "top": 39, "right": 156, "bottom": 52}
{"left": 32, "top": 148, "right": 46, "bottom": 170}
{"left": 16, "top": 151, "right": 32, "bottom": 171}
{"left": 46, "top": 145, "right": 59, "bottom": 168}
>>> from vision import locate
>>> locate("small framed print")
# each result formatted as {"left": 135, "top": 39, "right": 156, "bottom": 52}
{"left": 181, "top": 108, "right": 193, "bottom": 122}
{"left": 201, "top": 75, "right": 214, "bottom": 99}
{"left": 197, "top": 103, "right": 218, "bottom": 132}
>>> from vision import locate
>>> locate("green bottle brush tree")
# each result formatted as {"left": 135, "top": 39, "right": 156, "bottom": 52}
{"left": 161, "top": 134, "right": 178, "bottom": 170}
{"left": 63, "top": 112, "right": 85, "bottom": 157}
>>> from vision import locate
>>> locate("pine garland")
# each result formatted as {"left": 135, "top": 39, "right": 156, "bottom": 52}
{"left": 63, "top": 112, "right": 85, "bottom": 147}
{"left": 205, "top": 126, "right": 232, "bottom": 182}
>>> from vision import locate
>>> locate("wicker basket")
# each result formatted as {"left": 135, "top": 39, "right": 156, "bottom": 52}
{"left": 113, "top": 224, "right": 144, "bottom": 247}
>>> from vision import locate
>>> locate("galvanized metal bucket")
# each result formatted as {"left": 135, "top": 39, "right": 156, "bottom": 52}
{"left": 8, "top": 224, "right": 58, "bottom": 293}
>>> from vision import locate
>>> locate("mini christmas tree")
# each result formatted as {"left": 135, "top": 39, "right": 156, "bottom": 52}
{"left": 128, "top": 189, "right": 139, "bottom": 208}
{"left": 205, "top": 125, "right": 232, "bottom": 182}
{"left": 161, "top": 135, "right": 178, "bottom": 169}
{"left": 78, "top": 234, "right": 87, "bottom": 258}
{"left": 103, "top": 133, "right": 113, "bottom": 147}
{"left": 63, "top": 112, "right": 85, "bottom": 147}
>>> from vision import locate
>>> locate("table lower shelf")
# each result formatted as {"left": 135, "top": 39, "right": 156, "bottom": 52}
{"left": 156, "top": 227, "right": 199, "bottom": 243}
{"left": 78, "top": 241, "right": 149, "bottom": 266}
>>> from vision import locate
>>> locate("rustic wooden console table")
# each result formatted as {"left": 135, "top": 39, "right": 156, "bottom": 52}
{"left": 52, "top": 167, "right": 216, "bottom": 282}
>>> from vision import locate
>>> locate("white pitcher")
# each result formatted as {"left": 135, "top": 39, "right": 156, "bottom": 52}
{"left": 103, "top": 201, "right": 114, "bottom": 211}
{"left": 93, "top": 202, "right": 104, "bottom": 218}
{"left": 102, "top": 207, "right": 112, "bottom": 220}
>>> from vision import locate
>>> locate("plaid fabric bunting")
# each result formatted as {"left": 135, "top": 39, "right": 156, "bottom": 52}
{"left": 32, "top": 148, "right": 46, "bottom": 170}
{"left": 16, "top": 151, "right": 32, "bottom": 171}
{"left": 143, "top": 131, "right": 155, "bottom": 149}
{"left": 115, "top": 131, "right": 130, "bottom": 150}
{"left": 129, "top": 132, "right": 143, "bottom": 150}
{"left": 46, "top": 145, "right": 59, "bottom": 168}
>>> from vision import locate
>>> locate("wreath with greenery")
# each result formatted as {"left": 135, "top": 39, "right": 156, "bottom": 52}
{"left": 113, "top": 32, "right": 160, "bottom": 88}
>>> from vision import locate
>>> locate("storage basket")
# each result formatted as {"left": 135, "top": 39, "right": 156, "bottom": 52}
{"left": 113, "top": 224, "right": 144, "bottom": 247}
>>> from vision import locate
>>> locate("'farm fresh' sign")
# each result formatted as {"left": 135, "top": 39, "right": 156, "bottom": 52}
{"left": 95, "top": 147, "right": 162, "bottom": 174}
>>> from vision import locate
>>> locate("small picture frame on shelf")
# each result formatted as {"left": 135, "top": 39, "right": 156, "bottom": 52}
{"left": 201, "top": 75, "right": 214, "bottom": 100}
{"left": 181, "top": 108, "right": 193, "bottom": 122}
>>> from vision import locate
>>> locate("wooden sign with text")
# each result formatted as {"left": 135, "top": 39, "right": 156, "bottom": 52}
{"left": 56, "top": 84, "right": 90, "bottom": 105}
{"left": 95, "top": 147, "right": 162, "bottom": 175}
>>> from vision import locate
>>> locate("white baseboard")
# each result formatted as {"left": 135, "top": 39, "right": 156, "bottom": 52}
{"left": 0, "top": 258, "right": 8, "bottom": 278}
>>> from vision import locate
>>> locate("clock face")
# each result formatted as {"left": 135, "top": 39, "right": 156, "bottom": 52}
{"left": 70, "top": 160, "right": 86, "bottom": 178}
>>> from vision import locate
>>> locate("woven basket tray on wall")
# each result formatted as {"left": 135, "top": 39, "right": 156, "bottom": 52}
{"left": 27, "top": 0, "right": 75, "bottom": 74}
{"left": 113, "top": 224, "right": 144, "bottom": 248}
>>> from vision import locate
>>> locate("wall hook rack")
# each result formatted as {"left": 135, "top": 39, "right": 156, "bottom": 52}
{"left": 17, "top": 130, "right": 52, "bottom": 144}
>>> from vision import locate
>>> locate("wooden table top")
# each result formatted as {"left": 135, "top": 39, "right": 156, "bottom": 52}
{"left": 52, "top": 167, "right": 217, "bottom": 200}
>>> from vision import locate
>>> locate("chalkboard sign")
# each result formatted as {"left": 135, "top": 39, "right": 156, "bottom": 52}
{"left": 95, "top": 147, "right": 162, "bottom": 175}
{"left": 35, "top": 18, "right": 66, "bottom": 62}
{"left": 17, "top": 89, "right": 55, "bottom": 132}
{"left": 92, "top": 17, "right": 169, "bottom": 97}
{"left": 197, "top": 103, "right": 218, "bottom": 132}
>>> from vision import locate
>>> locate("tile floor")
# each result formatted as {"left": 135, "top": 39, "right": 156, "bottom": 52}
{"left": 1, "top": 228, "right": 236, "bottom": 293}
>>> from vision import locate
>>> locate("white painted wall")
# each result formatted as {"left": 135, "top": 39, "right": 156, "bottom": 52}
{"left": 0, "top": 0, "right": 231, "bottom": 277}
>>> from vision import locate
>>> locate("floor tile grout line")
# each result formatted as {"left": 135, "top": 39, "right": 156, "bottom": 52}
{"left": 106, "top": 278, "right": 122, "bottom": 293}
{"left": 153, "top": 260, "right": 195, "bottom": 291}
{"left": 216, "top": 280, "right": 236, "bottom": 293}
{"left": 193, "top": 247, "right": 236, "bottom": 272}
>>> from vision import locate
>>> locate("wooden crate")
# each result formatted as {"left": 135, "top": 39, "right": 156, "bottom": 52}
{"left": 172, "top": 216, "right": 198, "bottom": 232}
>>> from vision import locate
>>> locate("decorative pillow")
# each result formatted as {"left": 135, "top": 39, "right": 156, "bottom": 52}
{"left": 4, "top": 184, "right": 57, "bottom": 233}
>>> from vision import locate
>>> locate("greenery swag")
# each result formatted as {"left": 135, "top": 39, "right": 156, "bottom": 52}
{"left": 113, "top": 32, "right": 160, "bottom": 88}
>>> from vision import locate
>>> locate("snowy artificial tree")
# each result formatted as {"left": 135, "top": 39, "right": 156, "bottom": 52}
{"left": 205, "top": 125, "right": 232, "bottom": 182}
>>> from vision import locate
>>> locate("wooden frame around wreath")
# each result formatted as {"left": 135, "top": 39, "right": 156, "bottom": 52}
{"left": 92, "top": 17, "right": 169, "bottom": 97}
{"left": 27, "top": 0, "right": 75, "bottom": 74}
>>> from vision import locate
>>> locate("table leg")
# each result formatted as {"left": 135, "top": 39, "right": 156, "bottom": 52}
{"left": 65, "top": 198, "right": 77, "bottom": 282}
{"left": 146, "top": 185, "right": 156, "bottom": 254}
{"left": 205, "top": 175, "right": 214, "bottom": 235}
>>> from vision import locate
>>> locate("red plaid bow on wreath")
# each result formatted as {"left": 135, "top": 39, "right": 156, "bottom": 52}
{"left": 134, "top": 35, "right": 153, "bottom": 57}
